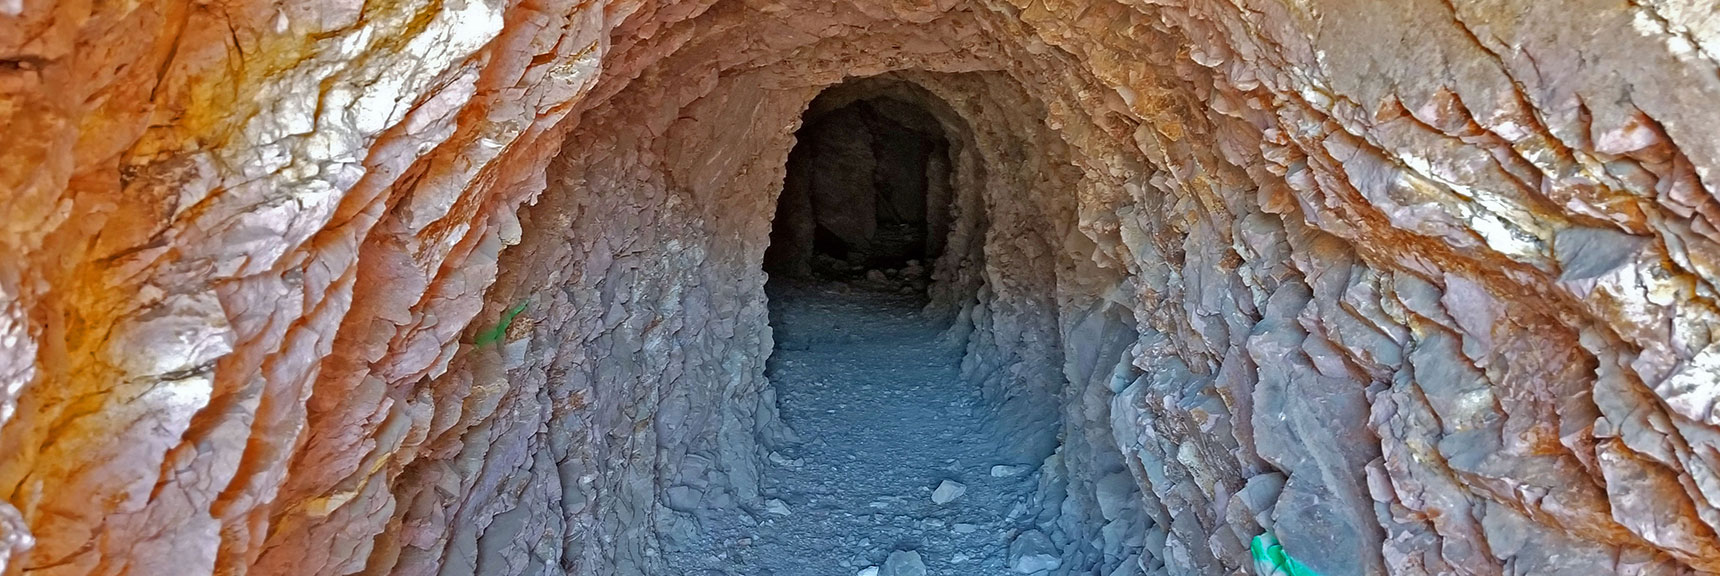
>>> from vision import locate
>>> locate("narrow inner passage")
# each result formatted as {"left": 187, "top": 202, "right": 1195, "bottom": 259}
{"left": 765, "top": 94, "right": 953, "bottom": 283}
{"left": 667, "top": 87, "right": 1052, "bottom": 574}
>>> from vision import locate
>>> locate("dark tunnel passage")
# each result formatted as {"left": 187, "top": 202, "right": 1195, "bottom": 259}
{"left": 763, "top": 92, "right": 955, "bottom": 283}
{"left": 720, "top": 80, "right": 1063, "bottom": 575}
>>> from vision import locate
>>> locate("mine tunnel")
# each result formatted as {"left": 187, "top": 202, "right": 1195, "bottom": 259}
{"left": 5, "top": 1, "right": 1720, "bottom": 576}
{"left": 745, "top": 80, "right": 1068, "bottom": 573}
{"left": 764, "top": 89, "right": 954, "bottom": 281}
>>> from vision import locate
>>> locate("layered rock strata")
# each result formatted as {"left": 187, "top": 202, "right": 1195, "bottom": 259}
{"left": 3, "top": 0, "right": 1719, "bottom": 575}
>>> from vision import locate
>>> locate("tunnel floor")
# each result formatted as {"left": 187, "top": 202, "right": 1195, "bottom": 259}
{"left": 667, "top": 282, "right": 1042, "bottom": 574}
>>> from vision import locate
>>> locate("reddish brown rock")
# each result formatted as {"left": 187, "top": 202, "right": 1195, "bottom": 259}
{"left": 2, "top": 0, "right": 1718, "bottom": 575}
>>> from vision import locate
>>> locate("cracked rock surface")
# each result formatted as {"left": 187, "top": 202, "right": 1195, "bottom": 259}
{"left": 3, "top": 0, "right": 1720, "bottom": 575}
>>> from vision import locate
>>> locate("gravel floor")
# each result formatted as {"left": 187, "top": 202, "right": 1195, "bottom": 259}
{"left": 666, "top": 281, "right": 1042, "bottom": 576}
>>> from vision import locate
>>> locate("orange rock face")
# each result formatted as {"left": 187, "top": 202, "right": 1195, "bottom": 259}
{"left": 3, "top": 0, "right": 1719, "bottom": 575}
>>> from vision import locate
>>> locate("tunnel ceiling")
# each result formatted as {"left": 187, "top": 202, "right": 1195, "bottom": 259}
{"left": 4, "top": 0, "right": 1720, "bottom": 575}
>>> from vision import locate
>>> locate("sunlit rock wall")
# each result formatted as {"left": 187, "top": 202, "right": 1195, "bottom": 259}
{"left": 3, "top": 0, "right": 1719, "bottom": 575}
{"left": 0, "top": 0, "right": 608, "bottom": 572}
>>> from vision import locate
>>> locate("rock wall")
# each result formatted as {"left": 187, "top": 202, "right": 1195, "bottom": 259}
{"left": 4, "top": 0, "right": 1720, "bottom": 575}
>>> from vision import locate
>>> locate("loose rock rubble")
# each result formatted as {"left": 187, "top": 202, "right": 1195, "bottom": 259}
{"left": 664, "top": 285, "right": 1043, "bottom": 573}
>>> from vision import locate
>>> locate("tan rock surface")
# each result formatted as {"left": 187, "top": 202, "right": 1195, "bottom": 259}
{"left": 2, "top": 0, "right": 1718, "bottom": 574}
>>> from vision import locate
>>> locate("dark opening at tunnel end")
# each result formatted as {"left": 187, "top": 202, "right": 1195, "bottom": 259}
{"left": 764, "top": 88, "right": 956, "bottom": 298}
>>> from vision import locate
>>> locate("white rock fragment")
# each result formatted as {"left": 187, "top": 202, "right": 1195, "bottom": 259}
{"left": 765, "top": 498, "right": 792, "bottom": 516}
{"left": 857, "top": 567, "right": 879, "bottom": 576}
{"left": 880, "top": 550, "right": 927, "bottom": 576}
{"left": 931, "top": 479, "right": 967, "bottom": 504}
{"left": 769, "top": 451, "right": 805, "bottom": 468}
{"left": 991, "top": 464, "right": 1032, "bottom": 477}
{"left": 953, "top": 523, "right": 979, "bottom": 534}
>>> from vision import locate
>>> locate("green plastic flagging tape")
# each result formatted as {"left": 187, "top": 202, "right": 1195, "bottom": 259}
{"left": 474, "top": 302, "right": 528, "bottom": 347}
{"left": 1251, "top": 533, "right": 1320, "bottom": 576}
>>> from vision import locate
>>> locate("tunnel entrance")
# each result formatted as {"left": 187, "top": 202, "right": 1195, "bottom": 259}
{"left": 763, "top": 91, "right": 954, "bottom": 285}
{"left": 674, "top": 81, "right": 1053, "bottom": 575}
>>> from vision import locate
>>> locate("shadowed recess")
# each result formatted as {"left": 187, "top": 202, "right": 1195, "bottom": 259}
{"left": 2, "top": 1, "right": 1719, "bottom": 575}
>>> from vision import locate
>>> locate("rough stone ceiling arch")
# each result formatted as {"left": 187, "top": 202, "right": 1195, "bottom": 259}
{"left": 3, "top": 0, "right": 1720, "bottom": 574}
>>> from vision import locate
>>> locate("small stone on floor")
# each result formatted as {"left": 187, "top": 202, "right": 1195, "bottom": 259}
{"left": 880, "top": 550, "right": 926, "bottom": 576}
{"left": 931, "top": 479, "right": 966, "bottom": 504}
